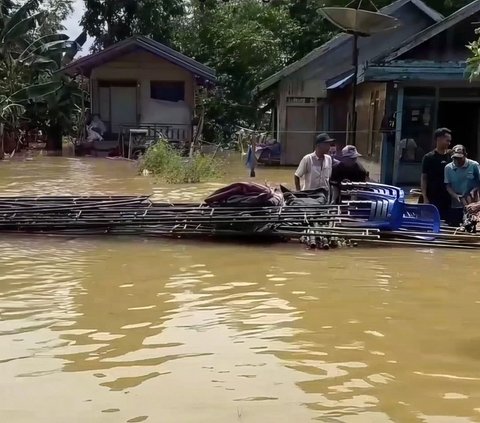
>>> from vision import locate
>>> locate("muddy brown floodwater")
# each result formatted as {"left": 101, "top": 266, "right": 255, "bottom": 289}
{"left": 1, "top": 155, "right": 480, "bottom": 423}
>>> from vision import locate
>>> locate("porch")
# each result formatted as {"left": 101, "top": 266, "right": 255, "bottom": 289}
{"left": 363, "top": 61, "right": 480, "bottom": 186}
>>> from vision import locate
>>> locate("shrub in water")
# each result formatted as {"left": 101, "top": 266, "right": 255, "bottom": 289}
{"left": 139, "top": 140, "right": 224, "bottom": 183}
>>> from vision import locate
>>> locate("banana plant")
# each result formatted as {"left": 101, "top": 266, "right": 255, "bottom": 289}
{"left": 24, "top": 31, "right": 88, "bottom": 151}
{"left": 0, "top": 0, "right": 86, "bottom": 152}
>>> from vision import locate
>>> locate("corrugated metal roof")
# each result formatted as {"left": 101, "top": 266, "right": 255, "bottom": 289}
{"left": 61, "top": 36, "right": 216, "bottom": 83}
{"left": 326, "top": 72, "right": 354, "bottom": 89}
{"left": 253, "top": 0, "right": 443, "bottom": 94}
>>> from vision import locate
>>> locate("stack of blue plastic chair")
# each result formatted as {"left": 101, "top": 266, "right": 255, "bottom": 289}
{"left": 346, "top": 197, "right": 404, "bottom": 230}
{"left": 341, "top": 182, "right": 405, "bottom": 200}
{"left": 340, "top": 182, "right": 440, "bottom": 234}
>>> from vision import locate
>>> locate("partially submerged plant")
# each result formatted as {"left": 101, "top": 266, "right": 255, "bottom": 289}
{"left": 139, "top": 139, "right": 224, "bottom": 184}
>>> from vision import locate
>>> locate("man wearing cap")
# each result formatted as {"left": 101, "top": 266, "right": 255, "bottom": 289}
{"left": 331, "top": 145, "right": 370, "bottom": 183}
{"left": 444, "top": 144, "right": 480, "bottom": 226}
{"left": 294, "top": 133, "right": 334, "bottom": 192}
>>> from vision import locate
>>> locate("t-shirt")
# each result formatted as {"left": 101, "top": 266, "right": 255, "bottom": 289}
{"left": 295, "top": 152, "right": 333, "bottom": 191}
{"left": 331, "top": 161, "right": 369, "bottom": 183}
{"left": 421, "top": 150, "right": 451, "bottom": 200}
{"left": 444, "top": 159, "right": 480, "bottom": 208}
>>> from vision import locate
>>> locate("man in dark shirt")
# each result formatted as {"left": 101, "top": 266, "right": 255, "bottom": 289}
{"left": 421, "top": 127, "right": 452, "bottom": 219}
{"left": 331, "top": 145, "right": 369, "bottom": 183}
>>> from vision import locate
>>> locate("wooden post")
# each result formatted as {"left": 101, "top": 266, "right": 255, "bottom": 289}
{"left": 249, "top": 132, "right": 257, "bottom": 177}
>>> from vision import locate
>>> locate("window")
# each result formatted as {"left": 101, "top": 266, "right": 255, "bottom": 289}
{"left": 150, "top": 81, "right": 185, "bottom": 102}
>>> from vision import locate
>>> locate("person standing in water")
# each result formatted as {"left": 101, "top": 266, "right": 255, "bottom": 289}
{"left": 294, "top": 133, "right": 334, "bottom": 192}
{"left": 444, "top": 145, "right": 480, "bottom": 226}
{"left": 331, "top": 145, "right": 370, "bottom": 183}
{"left": 420, "top": 128, "right": 452, "bottom": 219}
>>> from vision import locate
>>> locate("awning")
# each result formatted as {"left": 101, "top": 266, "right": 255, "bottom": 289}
{"left": 326, "top": 72, "right": 354, "bottom": 90}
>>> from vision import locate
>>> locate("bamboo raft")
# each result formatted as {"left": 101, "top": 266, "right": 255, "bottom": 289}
{"left": 0, "top": 194, "right": 479, "bottom": 250}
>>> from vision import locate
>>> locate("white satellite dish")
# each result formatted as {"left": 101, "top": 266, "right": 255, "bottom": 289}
{"left": 319, "top": 7, "right": 400, "bottom": 37}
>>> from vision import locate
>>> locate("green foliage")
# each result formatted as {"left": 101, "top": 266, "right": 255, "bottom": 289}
{"left": 467, "top": 28, "right": 480, "bottom": 81}
{"left": 176, "top": 0, "right": 298, "bottom": 141}
{"left": 0, "top": 0, "right": 85, "bottom": 151}
{"left": 81, "top": 0, "right": 184, "bottom": 50}
{"left": 140, "top": 140, "right": 224, "bottom": 184}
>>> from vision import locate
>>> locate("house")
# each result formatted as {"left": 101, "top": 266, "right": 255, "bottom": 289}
{"left": 256, "top": 0, "right": 480, "bottom": 186}
{"left": 62, "top": 36, "right": 216, "bottom": 153}
{"left": 361, "top": 0, "right": 480, "bottom": 185}
{"left": 255, "top": 0, "right": 443, "bottom": 168}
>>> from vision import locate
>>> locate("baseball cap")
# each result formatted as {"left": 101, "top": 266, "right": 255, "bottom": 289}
{"left": 341, "top": 145, "right": 362, "bottom": 159}
{"left": 451, "top": 144, "right": 466, "bottom": 158}
{"left": 315, "top": 132, "right": 335, "bottom": 145}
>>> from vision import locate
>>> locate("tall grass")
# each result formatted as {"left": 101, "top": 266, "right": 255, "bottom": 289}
{"left": 139, "top": 140, "right": 224, "bottom": 184}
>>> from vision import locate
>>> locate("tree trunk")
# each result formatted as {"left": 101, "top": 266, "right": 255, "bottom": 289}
{"left": 45, "top": 125, "right": 63, "bottom": 155}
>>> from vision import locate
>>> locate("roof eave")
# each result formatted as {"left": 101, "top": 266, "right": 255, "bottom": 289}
{"left": 60, "top": 36, "right": 216, "bottom": 82}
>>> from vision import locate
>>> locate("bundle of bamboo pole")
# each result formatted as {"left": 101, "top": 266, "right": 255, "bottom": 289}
{"left": 0, "top": 195, "right": 478, "bottom": 249}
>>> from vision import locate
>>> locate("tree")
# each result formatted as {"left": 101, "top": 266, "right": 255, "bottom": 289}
{"left": 81, "top": 0, "right": 185, "bottom": 51}
{"left": 36, "top": 0, "right": 73, "bottom": 37}
{"left": 25, "top": 31, "right": 87, "bottom": 151}
{"left": 176, "top": 0, "right": 299, "bottom": 141}
{"left": 0, "top": 0, "right": 85, "bottom": 152}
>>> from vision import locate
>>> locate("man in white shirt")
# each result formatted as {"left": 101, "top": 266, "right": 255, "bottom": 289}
{"left": 294, "top": 132, "right": 335, "bottom": 191}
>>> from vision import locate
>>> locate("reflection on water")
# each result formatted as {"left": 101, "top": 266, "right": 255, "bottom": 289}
{"left": 0, "top": 156, "right": 480, "bottom": 422}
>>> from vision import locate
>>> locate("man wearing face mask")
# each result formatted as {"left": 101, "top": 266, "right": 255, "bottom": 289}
{"left": 444, "top": 144, "right": 480, "bottom": 226}
{"left": 294, "top": 132, "right": 334, "bottom": 192}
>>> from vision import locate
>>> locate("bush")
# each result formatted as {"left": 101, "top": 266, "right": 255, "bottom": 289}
{"left": 139, "top": 140, "right": 224, "bottom": 184}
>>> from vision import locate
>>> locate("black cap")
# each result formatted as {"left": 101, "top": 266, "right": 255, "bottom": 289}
{"left": 315, "top": 132, "right": 335, "bottom": 145}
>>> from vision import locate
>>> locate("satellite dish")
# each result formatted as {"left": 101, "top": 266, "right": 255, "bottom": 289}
{"left": 319, "top": 7, "right": 400, "bottom": 36}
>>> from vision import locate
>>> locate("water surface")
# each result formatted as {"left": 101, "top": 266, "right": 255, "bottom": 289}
{"left": 0, "top": 156, "right": 479, "bottom": 423}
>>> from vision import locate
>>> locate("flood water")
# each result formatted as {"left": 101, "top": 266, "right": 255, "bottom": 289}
{"left": 1, "top": 155, "right": 480, "bottom": 422}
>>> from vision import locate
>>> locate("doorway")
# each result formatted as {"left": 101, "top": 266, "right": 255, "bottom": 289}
{"left": 97, "top": 80, "right": 138, "bottom": 137}
{"left": 437, "top": 101, "right": 480, "bottom": 160}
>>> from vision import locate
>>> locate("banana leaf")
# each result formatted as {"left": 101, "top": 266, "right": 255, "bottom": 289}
{"left": 11, "top": 81, "right": 61, "bottom": 102}
{"left": 2, "top": 12, "right": 45, "bottom": 44}
{"left": 20, "top": 36, "right": 71, "bottom": 60}
{"left": 0, "top": 0, "right": 40, "bottom": 41}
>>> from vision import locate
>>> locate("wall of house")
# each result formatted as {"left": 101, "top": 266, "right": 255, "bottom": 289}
{"left": 276, "top": 77, "right": 326, "bottom": 141}
{"left": 90, "top": 51, "right": 195, "bottom": 133}
{"left": 276, "top": 78, "right": 327, "bottom": 164}
{"left": 399, "top": 13, "right": 480, "bottom": 62}
{"left": 355, "top": 82, "right": 387, "bottom": 160}
{"left": 326, "top": 82, "right": 387, "bottom": 162}
{"left": 327, "top": 88, "right": 350, "bottom": 147}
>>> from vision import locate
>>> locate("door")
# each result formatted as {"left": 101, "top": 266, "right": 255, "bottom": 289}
{"left": 110, "top": 87, "right": 137, "bottom": 134}
{"left": 285, "top": 106, "right": 316, "bottom": 165}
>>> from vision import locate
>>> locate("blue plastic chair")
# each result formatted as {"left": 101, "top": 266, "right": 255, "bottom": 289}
{"left": 342, "top": 191, "right": 398, "bottom": 202}
{"left": 346, "top": 198, "right": 404, "bottom": 230}
{"left": 400, "top": 203, "right": 441, "bottom": 233}
{"left": 341, "top": 182, "right": 405, "bottom": 200}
